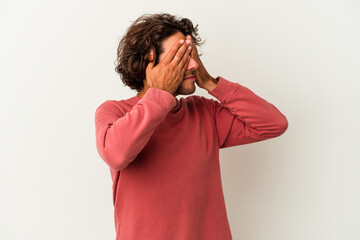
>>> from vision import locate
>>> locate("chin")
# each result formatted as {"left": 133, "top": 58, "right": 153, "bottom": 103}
{"left": 175, "top": 82, "right": 196, "bottom": 96}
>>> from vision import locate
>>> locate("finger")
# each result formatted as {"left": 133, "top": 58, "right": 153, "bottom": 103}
{"left": 180, "top": 51, "right": 192, "bottom": 77}
{"left": 162, "top": 39, "right": 185, "bottom": 64}
{"left": 190, "top": 41, "right": 196, "bottom": 58}
{"left": 182, "top": 55, "right": 191, "bottom": 76}
{"left": 180, "top": 45, "right": 192, "bottom": 69}
{"left": 170, "top": 39, "right": 191, "bottom": 66}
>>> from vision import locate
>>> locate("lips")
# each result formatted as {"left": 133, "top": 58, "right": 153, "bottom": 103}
{"left": 184, "top": 75, "right": 195, "bottom": 80}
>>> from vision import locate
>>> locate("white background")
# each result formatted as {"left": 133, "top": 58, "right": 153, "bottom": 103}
{"left": 1, "top": 0, "right": 359, "bottom": 239}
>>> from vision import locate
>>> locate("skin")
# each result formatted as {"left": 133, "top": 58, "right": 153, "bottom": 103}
{"left": 137, "top": 31, "right": 218, "bottom": 98}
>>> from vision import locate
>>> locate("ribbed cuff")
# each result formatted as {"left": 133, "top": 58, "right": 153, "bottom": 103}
{"left": 208, "top": 76, "right": 240, "bottom": 104}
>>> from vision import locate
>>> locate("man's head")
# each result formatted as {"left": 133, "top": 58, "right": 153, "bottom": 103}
{"left": 115, "top": 13, "right": 205, "bottom": 95}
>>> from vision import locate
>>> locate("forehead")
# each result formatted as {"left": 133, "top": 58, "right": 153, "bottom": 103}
{"left": 161, "top": 31, "right": 186, "bottom": 53}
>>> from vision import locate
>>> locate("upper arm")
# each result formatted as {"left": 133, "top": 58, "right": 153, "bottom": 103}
{"left": 209, "top": 98, "right": 269, "bottom": 149}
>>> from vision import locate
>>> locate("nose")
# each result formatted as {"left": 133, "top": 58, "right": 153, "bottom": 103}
{"left": 187, "top": 57, "right": 198, "bottom": 71}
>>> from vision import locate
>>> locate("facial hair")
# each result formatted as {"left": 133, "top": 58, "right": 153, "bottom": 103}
{"left": 174, "top": 80, "right": 196, "bottom": 96}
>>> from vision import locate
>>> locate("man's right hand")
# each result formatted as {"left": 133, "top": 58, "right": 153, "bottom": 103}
{"left": 145, "top": 37, "right": 192, "bottom": 95}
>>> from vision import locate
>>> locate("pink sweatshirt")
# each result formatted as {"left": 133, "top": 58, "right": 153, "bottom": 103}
{"left": 94, "top": 76, "right": 288, "bottom": 240}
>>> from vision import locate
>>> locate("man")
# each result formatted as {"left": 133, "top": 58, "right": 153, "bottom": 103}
{"left": 95, "top": 13, "right": 288, "bottom": 240}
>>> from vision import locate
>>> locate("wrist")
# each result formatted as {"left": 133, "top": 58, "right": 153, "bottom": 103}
{"left": 205, "top": 76, "right": 218, "bottom": 92}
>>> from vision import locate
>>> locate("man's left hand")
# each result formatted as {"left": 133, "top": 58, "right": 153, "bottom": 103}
{"left": 187, "top": 35, "right": 218, "bottom": 91}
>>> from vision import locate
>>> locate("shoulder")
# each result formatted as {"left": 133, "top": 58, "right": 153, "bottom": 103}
{"left": 95, "top": 98, "right": 135, "bottom": 117}
{"left": 95, "top": 100, "right": 119, "bottom": 113}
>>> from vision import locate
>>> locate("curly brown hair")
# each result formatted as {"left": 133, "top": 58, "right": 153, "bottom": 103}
{"left": 114, "top": 12, "right": 206, "bottom": 93}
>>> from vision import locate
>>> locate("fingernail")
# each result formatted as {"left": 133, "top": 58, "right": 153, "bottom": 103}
{"left": 180, "top": 39, "right": 184, "bottom": 44}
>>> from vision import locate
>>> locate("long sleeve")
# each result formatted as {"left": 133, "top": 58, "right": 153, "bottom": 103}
{"left": 94, "top": 88, "right": 177, "bottom": 171}
{"left": 207, "top": 76, "right": 288, "bottom": 149}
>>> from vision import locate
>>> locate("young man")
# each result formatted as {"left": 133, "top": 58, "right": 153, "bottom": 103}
{"left": 94, "top": 13, "right": 288, "bottom": 240}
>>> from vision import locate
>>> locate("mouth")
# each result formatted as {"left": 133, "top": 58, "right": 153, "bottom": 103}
{"left": 184, "top": 75, "right": 196, "bottom": 81}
